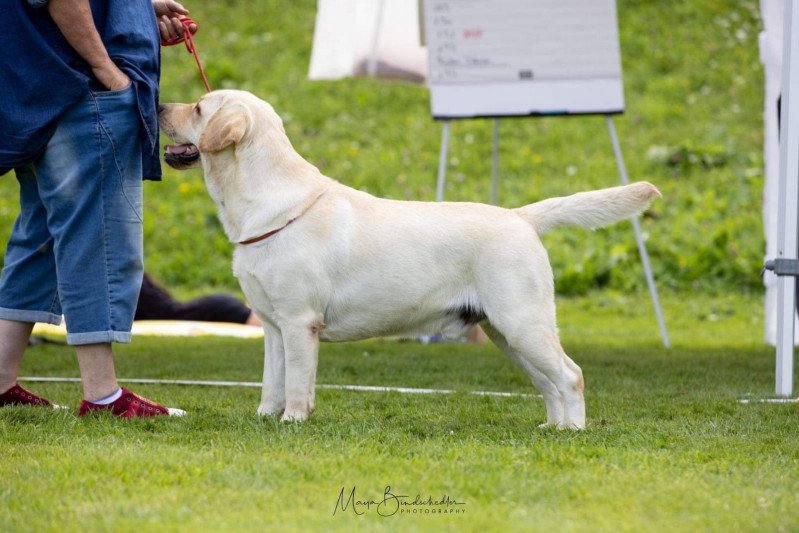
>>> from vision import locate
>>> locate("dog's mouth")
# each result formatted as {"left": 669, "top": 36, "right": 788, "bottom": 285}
{"left": 163, "top": 143, "right": 200, "bottom": 169}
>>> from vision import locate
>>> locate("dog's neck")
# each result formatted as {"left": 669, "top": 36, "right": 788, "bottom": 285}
{"left": 201, "top": 147, "right": 332, "bottom": 243}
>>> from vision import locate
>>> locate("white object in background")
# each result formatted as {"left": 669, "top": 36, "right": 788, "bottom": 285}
{"left": 423, "top": 0, "right": 625, "bottom": 118}
{"left": 774, "top": 0, "right": 799, "bottom": 396}
{"left": 308, "top": 0, "right": 427, "bottom": 82}
{"left": 762, "top": 0, "right": 799, "bottom": 345}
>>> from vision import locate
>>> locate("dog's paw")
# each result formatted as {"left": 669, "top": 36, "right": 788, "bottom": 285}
{"left": 556, "top": 421, "right": 586, "bottom": 430}
{"left": 280, "top": 409, "right": 309, "bottom": 422}
{"left": 257, "top": 402, "right": 285, "bottom": 418}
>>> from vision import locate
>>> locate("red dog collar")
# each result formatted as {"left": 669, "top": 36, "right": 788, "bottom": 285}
{"left": 237, "top": 219, "right": 294, "bottom": 245}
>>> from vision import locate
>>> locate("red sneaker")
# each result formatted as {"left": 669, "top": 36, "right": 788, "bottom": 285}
{"left": 0, "top": 384, "right": 63, "bottom": 409}
{"left": 78, "top": 387, "right": 186, "bottom": 418}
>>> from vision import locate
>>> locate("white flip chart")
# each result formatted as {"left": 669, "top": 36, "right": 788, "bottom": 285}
{"left": 423, "top": 0, "right": 625, "bottom": 118}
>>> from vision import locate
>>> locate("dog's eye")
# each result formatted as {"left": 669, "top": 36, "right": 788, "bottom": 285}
{"left": 194, "top": 105, "right": 201, "bottom": 116}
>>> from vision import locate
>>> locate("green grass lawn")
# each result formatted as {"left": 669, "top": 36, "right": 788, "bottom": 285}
{"left": 1, "top": 1, "right": 794, "bottom": 531}
{"left": 2, "top": 291, "right": 797, "bottom": 532}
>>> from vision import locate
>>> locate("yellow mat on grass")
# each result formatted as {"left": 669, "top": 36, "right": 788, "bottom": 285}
{"left": 32, "top": 320, "right": 264, "bottom": 339}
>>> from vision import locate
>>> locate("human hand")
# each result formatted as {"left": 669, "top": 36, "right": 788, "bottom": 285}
{"left": 152, "top": 0, "right": 197, "bottom": 42}
{"left": 92, "top": 61, "right": 131, "bottom": 91}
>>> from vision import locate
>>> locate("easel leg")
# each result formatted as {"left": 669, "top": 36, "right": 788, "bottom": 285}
{"left": 491, "top": 119, "right": 500, "bottom": 205}
{"left": 436, "top": 120, "right": 451, "bottom": 202}
{"left": 605, "top": 115, "right": 670, "bottom": 348}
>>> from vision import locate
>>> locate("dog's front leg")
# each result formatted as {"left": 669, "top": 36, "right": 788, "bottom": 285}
{"left": 280, "top": 319, "right": 321, "bottom": 422}
{"left": 257, "top": 324, "right": 286, "bottom": 417}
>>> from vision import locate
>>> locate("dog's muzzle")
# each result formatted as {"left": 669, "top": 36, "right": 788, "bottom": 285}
{"left": 163, "top": 144, "right": 200, "bottom": 169}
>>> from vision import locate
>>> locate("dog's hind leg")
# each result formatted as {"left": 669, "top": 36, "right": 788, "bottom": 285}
{"left": 477, "top": 245, "right": 585, "bottom": 429}
{"left": 279, "top": 316, "right": 322, "bottom": 422}
{"left": 257, "top": 323, "right": 286, "bottom": 418}
{"left": 491, "top": 317, "right": 584, "bottom": 429}
{"left": 482, "top": 322, "right": 564, "bottom": 427}
{"left": 536, "top": 335, "right": 584, "bottom": 430}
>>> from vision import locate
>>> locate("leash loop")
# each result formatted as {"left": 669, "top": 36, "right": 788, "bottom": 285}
{"left": 161, "top": 17, "right": 212, "bottom": 93}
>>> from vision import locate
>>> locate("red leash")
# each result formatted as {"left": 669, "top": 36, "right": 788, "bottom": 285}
{"left": 161, "top": 17, "right": 212, "bottom": 93}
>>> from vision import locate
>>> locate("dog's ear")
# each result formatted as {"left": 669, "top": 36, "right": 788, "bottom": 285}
{"left": 198, "top": 104, "right": 251, "bottom": 153}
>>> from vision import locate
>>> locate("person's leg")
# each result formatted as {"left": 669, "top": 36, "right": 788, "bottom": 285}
{"left": 0, "top": 166, "right": 63, "bottom": 402}
{"left": 75, "top": 343, "right": 118, "bottom": 402}
{"left": 0, "top": 319, "right": 35, "bottom": 393}
{"left": 26, "top": 89, "right": 139, "bottom": 408}
{"left": 33, "top": 87, "right": 180, "bottom": 415}
{"left": 37, "top": 87, "right": 144, "bottom": 346}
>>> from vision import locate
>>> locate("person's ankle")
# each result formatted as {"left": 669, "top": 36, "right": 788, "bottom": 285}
{"left": 88, "top": 387, "right": 123, "bottom": 405}
{"left": 83, "top": 383, "right": 121, "bottom": 403}
{"left": 0, "top": 379, "right": 17, "bottom": 395}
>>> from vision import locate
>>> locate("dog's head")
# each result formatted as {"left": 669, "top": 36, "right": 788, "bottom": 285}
{"left": 158, "top": 90, "right": 288, "bottom": 170}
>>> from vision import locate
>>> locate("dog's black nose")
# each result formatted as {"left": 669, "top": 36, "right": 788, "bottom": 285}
{"left": 157, "top": 104, "right": 166, "bottom": 114}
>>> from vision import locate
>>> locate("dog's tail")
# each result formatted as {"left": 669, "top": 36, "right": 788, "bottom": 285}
{"left": 514, "top": 181, "right": 661, "bottom": 235}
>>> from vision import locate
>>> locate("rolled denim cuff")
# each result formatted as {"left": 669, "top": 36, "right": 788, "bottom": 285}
{"left": 0, "top": 306, "right": 62, "bottom": 325}
{"left": 67, "top": 330, "right": 133, "bottom": 346}
{"left": 27, "top": 0, "right": 49, "bottom": 9}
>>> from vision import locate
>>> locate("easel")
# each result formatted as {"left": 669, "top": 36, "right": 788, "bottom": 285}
{"left": 434, "top": 115, "right": 671, "bottom": 348}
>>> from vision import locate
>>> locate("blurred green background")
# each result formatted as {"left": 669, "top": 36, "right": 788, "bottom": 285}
{"left": 0, "top": 0, "right": 766, "bottom": 299}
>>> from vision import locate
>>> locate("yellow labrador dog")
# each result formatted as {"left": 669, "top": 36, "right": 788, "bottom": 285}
{"left": 159, "top": 90, "right": 660, "bottom": 429}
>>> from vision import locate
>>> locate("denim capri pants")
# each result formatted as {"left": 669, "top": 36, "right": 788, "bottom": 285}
{"left": 0, "top": 84, "right": 145, "bottom": 345}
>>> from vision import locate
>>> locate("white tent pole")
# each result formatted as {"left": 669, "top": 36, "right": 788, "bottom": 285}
{"left": 775, "top": 0, "right": 799, "bottom": 397}
{"left": 606, "top": 115, "right": 670, "bottom": 348}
